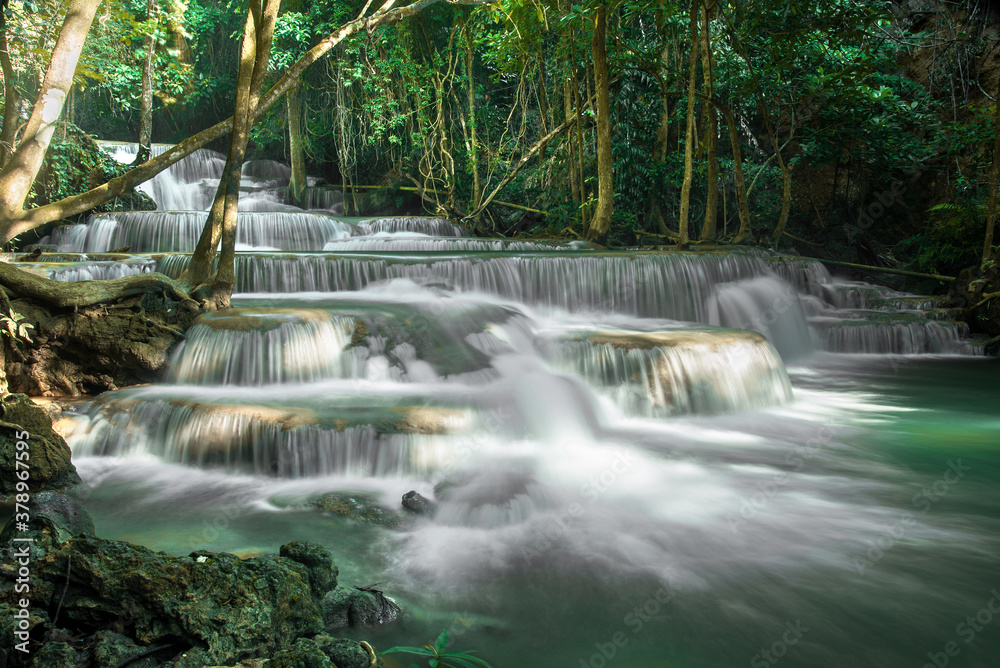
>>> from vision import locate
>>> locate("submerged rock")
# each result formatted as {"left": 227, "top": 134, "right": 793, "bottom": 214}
{"left": 0, "top": 394, "right": 80, "bottom": 496}
{"left": 401, "top": 490, "right": 436, "bottom": 515}
{"left": 311, "top": 493, "right": 400, "bottom": 527}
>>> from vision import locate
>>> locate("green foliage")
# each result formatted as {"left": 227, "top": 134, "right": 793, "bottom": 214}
{"left": 29, "top": 126, "right": 129, "bottom": 209}
{"left": 383, "top": 629, "right": 497, "bottom": 668}
{"left": 0, "top": 308, "right": 34, "bottom": 345}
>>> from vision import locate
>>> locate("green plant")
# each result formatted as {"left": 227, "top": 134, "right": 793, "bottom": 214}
{"left": 1, "top": 308, "right": 34, "bottom": 345}
{"left": 383, "top": 629, "right": 496, "bottom": 668}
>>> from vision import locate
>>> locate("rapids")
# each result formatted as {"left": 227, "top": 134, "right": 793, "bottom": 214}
{"left": 20, "top": 143, "right": 998, "bottom": 667}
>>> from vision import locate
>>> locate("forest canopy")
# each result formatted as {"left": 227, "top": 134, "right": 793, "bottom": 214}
{"left": 1, "top": 0, "right": 999, "bottom": 276}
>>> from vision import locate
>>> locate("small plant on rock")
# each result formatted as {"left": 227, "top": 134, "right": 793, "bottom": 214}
{"left": 383, "top": 629, "right": 496, "bottom": 668}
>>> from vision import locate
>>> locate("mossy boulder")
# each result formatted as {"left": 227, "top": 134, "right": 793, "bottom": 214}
{"left": 0, "top": 495, "right": 331, "bottom": 667}
{"left": 310, "top": 493, "right": 400, "bottom": 527}
{"left": 0, "top": 394, "right": 80, "bottom": 497}
{"left": 322, "top": 587, "right": 402, "bottom": 629}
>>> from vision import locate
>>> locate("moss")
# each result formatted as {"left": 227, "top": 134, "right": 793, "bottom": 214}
{"left": 0, "top": 394, "right": 80, "bottom": 497}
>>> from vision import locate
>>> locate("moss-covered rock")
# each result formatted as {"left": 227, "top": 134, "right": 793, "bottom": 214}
{"left": 0, "top": 394, "right": 80, "bottom": 497}
{"left": 279, "top": 541, "right": 339, "bottom": 598}
{"left": 310, "top": 493, "right": 400, "bottom": 527}
{"left": 0, "top": 495, "right": 330, "bottom": 667}
{"left": 322, "top": 587, "right": 402, "bottom": 629}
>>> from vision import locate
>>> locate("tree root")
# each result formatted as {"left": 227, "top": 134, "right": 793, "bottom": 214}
{"left": 0, "top": 261, "right": 196, "bottom": 310}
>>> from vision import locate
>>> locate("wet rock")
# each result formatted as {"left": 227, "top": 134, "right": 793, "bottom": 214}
{"left": 401, "top": 490, "right": 436, "bottom": 515}
{"left": 311, "top": 493, "right": 400, "bottom": 527}
{"left": 0, "top": 394, "right": 80, "bottom": 497}
{"left": 0, "top": 503, "right": 327, "bottom": 667}
{"left": 322, "top": 587, "right": 402, "bottom": 629}
{"left": 279, "top": 541, "right": 339, "bottom": 596}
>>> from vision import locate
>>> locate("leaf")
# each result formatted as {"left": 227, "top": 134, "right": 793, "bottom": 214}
{"left": 433, "top": 629, "right": 450, "bottom": 654}
{"left": 382, "top": 645, "right": 436, "bottom": 657}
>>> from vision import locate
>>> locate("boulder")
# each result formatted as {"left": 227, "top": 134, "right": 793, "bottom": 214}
{"left": 0, "top": 394, "right": 80, "bottom": 497}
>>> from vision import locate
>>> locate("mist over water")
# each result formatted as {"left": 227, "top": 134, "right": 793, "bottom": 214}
{"left": 43, "top": 143, "right": 999, "bottom": 667}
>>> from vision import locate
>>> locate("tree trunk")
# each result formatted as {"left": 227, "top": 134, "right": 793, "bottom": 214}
{"left": 677, "top": 0, "right": 699, "bottom": 249}
{"left": 984, "top": 93, "right": 1000, "bottom": 267}
{"left": 0, "top": 0, "right": 101, "bottom": 219}
{"left": 287, "top": 81, "right": 307, "bottom": 206}
{"left": 0, "top": 0, "right": 448, "bottom": 245}
{"left": 587, "top": 5, "right": 613, "bottom": 243}
{"left": 137, "top": 0, "right": 156, "bottom": 163}
{"left": 0, "top": 0, "right": 20, "bottom": 169}
{"left": 189, "top": 0, "right": 279, "bottom": 307}
{"left": 563, "top": 77, "right": 580, "bottom": 204}
{"left": 699, "top": 0, "right": 719, "bottom": 241}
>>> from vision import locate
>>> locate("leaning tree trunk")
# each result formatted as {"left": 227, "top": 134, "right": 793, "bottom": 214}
{"left": 0, "top": 0, "right": 101, "bottom": 220}
{"left": 0, "top": 0, "right": 448, "bottom": 245}
{"left": 0, "top": 0, "right": 20, "bottom": 170}
{"left": 587, "top": 5, "right": 614, "bottom": 243}
{"left": 677, "top": 0, "right": 699, "bottom": 249}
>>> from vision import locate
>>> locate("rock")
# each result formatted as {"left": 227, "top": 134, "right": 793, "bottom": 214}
{"left": 0, "top": 394, "right": 80, "bottom": 497}
{"left": 311, "top": 493, "right": 400, "bottom": 527}
{"left": 0, "top": 490, "right": 95, "bottom": 544}
{"left": 401, "top": 490, "right": 436, "bottom": 515}
{"left": 0, "top": 506, "right": 326, "bottom": 667}
{"left": 29, "top": 641, "right": 77, "bottom": 667}
{"left": 322, "top": 587, "right": 402, "bottom": 629}
{"left": 279, "top": 541, "right": 339, "bottom": 596}
{"left": 267, "top": 637, "right": 335, "bottom": 668}
{"left": 90, "top": 630, "right": 163, "bottom": 668}
{"left": 984, "top": 335, "right": 1000, "bottom": 357}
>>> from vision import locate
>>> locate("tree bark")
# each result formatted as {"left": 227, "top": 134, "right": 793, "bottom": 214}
{"left": 0, "top": 261, "right": 192, "bottom": 309}
{"left": 0, "top": 0, "right": 101, "bottom": 219}
{"left": 287, "top": 81, "right": 307, "bottom": 206}
{"left": 137, "top": 0, "right": 157, "bottom": 162}
{"left": 698, "top": 0, "right": 718, "bottom": 241}
{"left": 587, "top": 5, "right": 613, "bottom": 243}
{"left": 677, "top": 0, "right": 699, "bottom": 249}
{"left": 0, "top": 0, "right": 457, "bottom": 244}
{"left": 0, "top": 0, "right": 20, "bottom": 169}
{"left": 188, "top": 0, "right": 278, "bottom": 307}
{"left": 563, "top": 77, "right": 580, "bottom": 203}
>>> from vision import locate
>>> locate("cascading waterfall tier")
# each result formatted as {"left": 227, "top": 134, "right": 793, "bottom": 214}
{"left": 96, "top": 141, "right": 226, "bottom": 210}
{"left": 47, "top": 211, "right": 353, "bottom": 252}
{"left": 358, "top": 217, "right": 466, "bottom": 237}
{"left": 322, "top": 234, "right": 564, "bottom": 252}
{"left": 814, "top": 314, "right": 973, "bottom": 354}
{"left": 157, "top": 251, "right": 779, "bottom": 322}
{"left": 70, "top": 390, "right": 471, "bottom": 477}
{"left": 169, "top": 309, "right": 360, "bottom": 386}
{"left": 542, "top": 328, "right": 793, "bottom": 416}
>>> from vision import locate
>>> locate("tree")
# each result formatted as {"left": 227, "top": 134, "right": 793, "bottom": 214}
{"left": 0, "top": 0, "right": 465, "bottom": 247}
{"left": 0, "top": 0, "right": 102, "bottom": 223}
{"left": 587, "top": 3, "right": 612, "bottom": 242}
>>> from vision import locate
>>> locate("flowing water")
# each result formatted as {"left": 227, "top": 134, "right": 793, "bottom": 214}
{"left": 18, "top": 144, "right": 1000, "bottom": 667}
